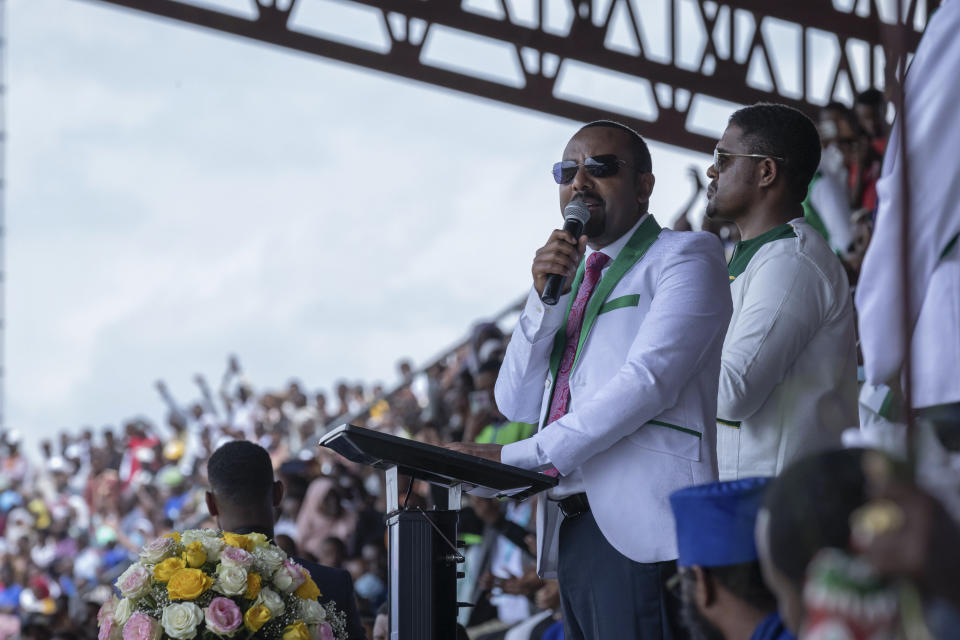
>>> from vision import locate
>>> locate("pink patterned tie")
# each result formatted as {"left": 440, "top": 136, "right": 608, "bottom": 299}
{"left": 543, "top": 251, "right": 610, "bottom": 476}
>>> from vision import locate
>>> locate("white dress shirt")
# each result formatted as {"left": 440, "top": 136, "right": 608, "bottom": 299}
{"left": 717, "top": 218, "right": 859, "bottom": 479}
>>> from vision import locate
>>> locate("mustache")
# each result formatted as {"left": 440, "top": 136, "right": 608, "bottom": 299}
{"left": 571, "top": 191, "right": 604, "bottom": 206}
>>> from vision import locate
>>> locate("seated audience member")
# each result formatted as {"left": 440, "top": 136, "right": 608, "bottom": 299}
{"left": 205, "top": 440, "right": 367, "bottom": 639}
{"left": 296, "top": 477, "right": 358, "bottom": 561}
{"left": 853, "top": 88, "right": 888, "bottom": 155}
{"left": 670, "top": 477, "right": 792, "bottom": 640}
{"left": 754, "top": 448, "right": 871, "bottom": 636}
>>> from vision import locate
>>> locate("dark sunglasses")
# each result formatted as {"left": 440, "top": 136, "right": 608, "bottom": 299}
{"left": 552, "top": 154, "right": 627, "bottom": 184}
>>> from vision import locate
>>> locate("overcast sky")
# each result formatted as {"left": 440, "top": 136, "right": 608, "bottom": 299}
{"left": 5, "top": 0, "right": 769, "bottom": 456}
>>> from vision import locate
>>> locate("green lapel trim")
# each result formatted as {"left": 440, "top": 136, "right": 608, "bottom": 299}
{"left": 717, "top": 418, "right": 742, "bottom": 428}
{"left": 941, "top": 232, "right": 959, "bottom": 262}
{"left": 598, "top": 294, "right": 641, "bottom": 315}
{"left": 547, "top": 215, "right": 662, "bottom": 384}
{"left": 649, "top": 420, "right": 702, "bottom": 439}
{"left": 728, "top": 223, "right": 797, "bottom": 281}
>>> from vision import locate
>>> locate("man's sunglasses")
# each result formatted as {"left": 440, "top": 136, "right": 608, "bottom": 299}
{"left": 713, "top": 147, "right": 786, "bottom": 173}
{"left": 552, "top": 154, "right": 627, "bottom": 184}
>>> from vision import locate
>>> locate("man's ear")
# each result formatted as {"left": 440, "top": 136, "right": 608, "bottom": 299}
{"left": 636, "top": 172, "right": 656, "bottom": 204}
{"left": 272, "top": 480, "right": 285, "bottom": 508}
{"left": 205, "top": 491, "right": 218, "bottom": 517}
{"left": 757, "top": 158, "right": 779, "bottom": 190}
{"left": 692, "top": 565, "right": 717, "bottom": 609}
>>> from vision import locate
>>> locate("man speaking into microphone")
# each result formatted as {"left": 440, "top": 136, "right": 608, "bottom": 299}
{"left": 449, "top": 121, "right": 732, "bottom": 639}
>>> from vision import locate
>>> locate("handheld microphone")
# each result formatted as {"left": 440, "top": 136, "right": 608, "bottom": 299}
{"left": 541, "top": 200, "right": 591, "bottom": 306}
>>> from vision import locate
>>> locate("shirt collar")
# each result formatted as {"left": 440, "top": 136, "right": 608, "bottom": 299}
{"left": 585, "top": 213, "right": 650, "bottom": 267}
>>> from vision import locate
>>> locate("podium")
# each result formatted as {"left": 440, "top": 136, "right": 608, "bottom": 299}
{"left": 319, "top": 424, "right": 557, "bottom": 640}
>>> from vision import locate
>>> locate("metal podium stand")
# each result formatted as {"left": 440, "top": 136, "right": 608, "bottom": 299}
{"left": 319, "top": 424, "right": 557, "bottom": 640}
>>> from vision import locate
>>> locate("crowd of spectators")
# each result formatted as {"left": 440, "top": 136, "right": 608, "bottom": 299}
{"left": 0, "top": 313, "right": 563, "bottom": 640}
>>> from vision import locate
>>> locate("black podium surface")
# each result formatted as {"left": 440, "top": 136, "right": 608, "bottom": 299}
{"left": 319, "top": 423, "right": 557, "bottom": 500}
{"left": 318, "top": 424, "right": 557, "bottom": 640}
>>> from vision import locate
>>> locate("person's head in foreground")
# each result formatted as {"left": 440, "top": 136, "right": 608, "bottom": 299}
{"left": 205, "top": 440, "right": 284, "bottom": 535}
{"left": 670, "top": 477, "right": 785, "bottom": 640}
{"left": 755, "top": 448, "right": 870, "bottom": 635}
{"left": 706, "top": 103, "right": 821, "bottom": 225}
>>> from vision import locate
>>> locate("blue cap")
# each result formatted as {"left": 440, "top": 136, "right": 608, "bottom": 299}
{"left": 669, "top": 477, "right": 771, "bottom": 567}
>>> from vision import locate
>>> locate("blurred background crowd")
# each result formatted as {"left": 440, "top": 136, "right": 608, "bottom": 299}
{"left": 0, "top": 87, "right": 940, "bottom": 640}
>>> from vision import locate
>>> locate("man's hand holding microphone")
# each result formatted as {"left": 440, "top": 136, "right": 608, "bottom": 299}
{"left": 536, "top": 200, "right": 591, "bottom": 305}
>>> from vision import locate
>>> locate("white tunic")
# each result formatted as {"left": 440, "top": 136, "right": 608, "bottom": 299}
{"left": 717, "top": 218, "right": 859, "bottom": 480}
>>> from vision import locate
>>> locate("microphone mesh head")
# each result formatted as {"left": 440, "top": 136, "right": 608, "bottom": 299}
{"left": 563, "top": 200, "right": 591, "bottom": 225}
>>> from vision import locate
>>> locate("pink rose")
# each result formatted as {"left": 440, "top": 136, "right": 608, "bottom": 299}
{"left": 97, "top": 597, "right": 118, "bottom": 626}
{"left": 318, "top": 622, "right": 335, "bottom": 640}
{"left": 99, "top": 616, "right": 122, "bottom": 640}
{"left": 272, "top": 560, "right": 307, "bottom": 593}
{"left": 219, "top": 546, "right": 254, "bottom": 569}
{"left": 139, "top": 537, "right": 176, "bottom": 564}
{"left": 116, "top": 564, "right": 153, "bottom": 599}
{"left": 204, "top": 597, "right": 242, "bottom": 636}
{"left": 122, "top": 612, "right": 161, "bottom": 640}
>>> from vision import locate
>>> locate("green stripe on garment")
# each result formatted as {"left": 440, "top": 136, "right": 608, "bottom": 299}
{"left": 728, "top": 223, "right": 797, "bottom": 280}
{"left": 717, "top": 418, "right": 742, "bottom": 428}
{"left": 649, "top": 420, "right": 702, "bottom": 438}
{"left": 598, "top": 294, "right": 641, "bottom": 315}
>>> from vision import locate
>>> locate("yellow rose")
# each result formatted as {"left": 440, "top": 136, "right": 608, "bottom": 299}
{"left": 167, "top": 568, "right": 214, "bottom": 600}
{"left": 182, "top": 541, "right": 207, "bottom": 568}
{"left": 293, "top": 573, "right": 322, "bottom": 601}
{"left": 154, "top": 557, "right": 186, "bottom": 583}
{"left": 282, "top": 621, "right": 310, "bottom": 640}
{"left": 246, "top": 532, "right": 269, "bottom": 548}
{"left": 163, "top": 531, "right": 182, "bottom": 544}
{"left": 243, "top": 604, "right": 272, "bottom": 633}
{"left": 244, "top": 573, "right": 262, "bottom": 600}
{"left": 222, "top": 532, "right": 253, "bottom": 552}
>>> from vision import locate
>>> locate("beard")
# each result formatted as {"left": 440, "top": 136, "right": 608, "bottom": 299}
{"left": 704, "top": 199, "right": 719, "bottom": 219}
{"left": 680, "top": 592, "right": 726, "bottom": 640}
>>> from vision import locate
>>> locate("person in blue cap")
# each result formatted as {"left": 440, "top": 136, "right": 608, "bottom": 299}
{"left": 669, "top": 477, "right": 793, "bottom": 640}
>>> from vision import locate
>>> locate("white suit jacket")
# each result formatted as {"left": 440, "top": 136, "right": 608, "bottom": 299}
{"left": 856, "top": 0, "right": 960, "bottom": 409}
{"left": 497, "top": 219, "right": 731, "bottom": 577}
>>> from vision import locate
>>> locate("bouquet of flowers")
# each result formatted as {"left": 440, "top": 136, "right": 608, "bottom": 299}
{"left": 96, "top": 530, "right": 347, "bottom": 640}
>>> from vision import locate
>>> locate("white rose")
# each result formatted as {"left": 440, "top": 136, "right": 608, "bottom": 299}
{"left": 299, "top": 598, "right": 327, "bottom": 625}
{"left": 113, "top": 598, "right": 135, "bottom": 625}
{"left": 252, "top": 546, "right": 285, "bottom": 576}
{"left": 139, "top": 537, "right": 177, "bottom": 565}
{"left": 256, "top": 588, "right": 285, "bottom": 617}
{"left": 182, "top": 530, "right": 224, "bottom": 562}
{"left": 272, "top": 561, "right": 306, "bottom": 594}
{"left": 214, "top": 565, "right": 248, "bottom": 597}
{"left": 116, "top": 564, "right": 152, "bottom": 600}
{"left": 160, "top": 603, "right": 204, "bottom": 640}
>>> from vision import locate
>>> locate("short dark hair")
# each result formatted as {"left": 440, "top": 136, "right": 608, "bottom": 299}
{"left": 207, "top": 440, "right": 275, "bottom": 504}
{"left": 580, "top": 120, "right": 653, "bottom": 174}
{"left": 697, "top": 562, "right": 776, "bottom": 611}
{"left": 762, "top": 448, "right": 869, "bottom": 589}
{"left": 728, "top": 103, "right": 821, "bottom": 203}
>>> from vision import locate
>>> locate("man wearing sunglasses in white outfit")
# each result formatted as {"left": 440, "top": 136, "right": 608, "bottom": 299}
{"left": 449, "top": 121, "right": 732, "bottom": 639}
{"left": 705, "top": 104, "right": 859, "bottom": 481}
